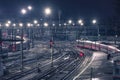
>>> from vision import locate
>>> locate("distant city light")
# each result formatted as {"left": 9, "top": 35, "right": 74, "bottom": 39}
{"left": 44, "top": 22, "right": 48, "bottom": 27}
{"left": 19, "top": 23, "right": 23, "bottom": 27}
{"left": 92, "top": 19, "right": 97, "bottom": 24}
{"left": 5, "top": 23, "right": 10, "bottom": 27}
{"left": 21, "top": 8, "right": 27, "bottom": 15}
{"left": 73, "top": 23, "right": 75, "bottom": 26}
{"left": 44, "top": 7, "right": 51, "bottom": 15}
{"left": 52, "top": 23, "right": 55, "bottom": 26}
{"left": 13, "top": 23, "right": 16, "bottom": 27}
{"left": 64, "top": 23, "right": 67, "bottom": 26}
{"left": 68, "top": 20, "right": 72, "bottom": 24}
{"left": 81, "top": 23, "right": 84, "bottom": 26}
{"left": 28, "top": 5, "right": 32, "bottom": 10}
{"left": 27, "top": 23, "right": 31, "bottom": 27}
{"left": 33, "top": 20, "right": 38, "bottom": 24}
{"left": 59, "top": 24, "right": 61, "bottom": 26}
{"left": 78, "top": 19, "right": 83, "bottom": 24}
{"left": 7, "top": 20, "right": 11, "bottom": 24}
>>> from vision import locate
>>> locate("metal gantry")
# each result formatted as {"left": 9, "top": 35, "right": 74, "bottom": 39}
{"left": 0, "top": 21, "right": 119, "bottom": 77}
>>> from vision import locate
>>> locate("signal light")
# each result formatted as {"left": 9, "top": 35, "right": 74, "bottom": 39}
{"left": 79, "top": 52, "right": 84, "bottom": 57}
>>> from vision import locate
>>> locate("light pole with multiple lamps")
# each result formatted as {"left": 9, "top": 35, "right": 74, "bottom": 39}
{"left": 92, "top": 19, "right": 99, "bottom": 41}
{"left": 20, "top": 8, "right": 26, "bottom": 71}
{"left": 68, "top": 20, "right": 73, "bottom": 41}
{"left": 44, "top": 7, "right": 54, "bottom": 67}
{"left": 92, "top": 19, "right": 100, "bottom": 50}
{"left": 18, "top": 22, "right": 24, "bottom": 71}
{"left": 32, "top": 19, "right": 38, "bottom": 48}
{"left": 78, "top": 19, "right": 84, "bottom": 44}
{"left": 64, "top": 23, "right": 67, "bottom": 41}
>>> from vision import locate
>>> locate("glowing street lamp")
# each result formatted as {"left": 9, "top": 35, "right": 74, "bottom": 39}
{"left": 21, "top": 8, "right": 27, "bottom": 15}
{"left": 78, "top": 19, "right": 84, "bottom": 26}
{"left": 92, "top": 19, "right": 99, "bottom": 42}
{"left": 78, "top": 19, "right": 83, "bottom": 24}
{"left": 59, "top": 24, "right": 61, "bottom": 26}
{"left": 44, "top": 7, "right": 53, "bottom": 67}
{"left": 44, "top": 7, "right": 51, "bottom": 15}
{"left": 64, "top": 23, "right": 67, "bottom": 26}
{"left": 7, "top": 20, "right": 11, "bottom": 24}
{"left": 27, "top": 23, "right": 31, "bottom": 27}
{"left": 92, "top": 19, "right": 97, "bottom": 24}
{"left": 44, "top": 22, "right": 48, "bottom": 27}
{"left": 33, "top": 20, "right": 38, "bottom": 24}
{"left": 28, "top": 5, "right": 32, "bottom": 11}
{"left": 52, "top": 23, "right": 55, "bottom": 27}
{"left": 13, "top": 23, "right": 16, "bottom": 27}
{"left": 68, "top": 20, "right": 72, "bottom": 24}
{"left": 19, "top": 22, "right": 24, "bottom": 71}
{"left": 19, "top": 23, "right": 23, "bottom": 27}
{"left": 5, "top": 23, "right": 10, "bottom": 27}
{"left": 80, "top": 22, "right": 84, "bottom": 26}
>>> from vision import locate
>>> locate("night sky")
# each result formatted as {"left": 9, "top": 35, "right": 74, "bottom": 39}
{"left": 0, "top": 0, "right": 116, "bottom": 19}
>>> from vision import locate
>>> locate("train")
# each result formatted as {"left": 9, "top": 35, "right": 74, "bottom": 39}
{"left": 1, "top": 35, "right": 30, "bottom": 53}
{"left": 76, "top": 40, "right": 120, "bottom": 54}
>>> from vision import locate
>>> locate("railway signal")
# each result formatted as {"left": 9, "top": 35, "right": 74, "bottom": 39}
{"left": 50, "top": 40, "right": 54, "bottom": 48}
{"left": 50, "top": 39, "right": 54, "bottom": 67}
{"left": 79, "top": 52, "right": 84, "bottom": 57}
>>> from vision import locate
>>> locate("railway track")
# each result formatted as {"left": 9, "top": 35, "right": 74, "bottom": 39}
{"left": 2, "top": 42, "right": 93, "bottom": 80}
{"left": 62, "top": 54, "right": 92, "bottom": 80}
{"left": 5, "top": 47, "right": 61, "bottom": 70}
{"left": 1, "top": 48, "right": 69, "bottom": 80}
{"left": 47, "top": 50, "right": 93, "bottom": 80}
{"left": 29, "top": 51, "right": 80, "bottom": 80}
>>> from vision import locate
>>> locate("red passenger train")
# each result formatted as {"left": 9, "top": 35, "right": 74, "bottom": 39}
{"left": 76, "top": 40, "right": 120, "bottom": 53}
